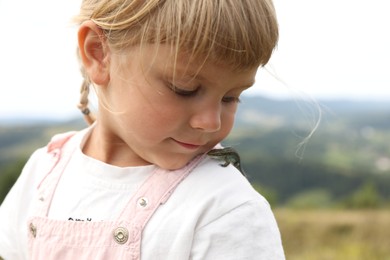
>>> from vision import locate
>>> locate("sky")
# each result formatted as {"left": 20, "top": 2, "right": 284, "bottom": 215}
{"left": 0, "top": 0, "right": 389, "bottom": 119}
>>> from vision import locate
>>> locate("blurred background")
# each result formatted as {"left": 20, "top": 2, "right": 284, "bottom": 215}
{"left": 1, "top": 0, "right": 390, "bottom": 259}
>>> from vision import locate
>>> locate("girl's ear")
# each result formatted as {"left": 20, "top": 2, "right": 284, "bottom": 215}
{"left": 78, "top": 21, "right": 110, "bottom": 86}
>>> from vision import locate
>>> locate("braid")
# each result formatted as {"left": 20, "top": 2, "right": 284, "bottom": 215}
{"left": 77, "top": 77, "right": 96, "bottom": 125}
{"left": 77, "top": 46, "right": 96, "bottom": 125}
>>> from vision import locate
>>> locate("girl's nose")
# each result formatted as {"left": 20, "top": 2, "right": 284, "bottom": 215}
{"left": 189, "top": 103, "right": 221, "bottom": 132}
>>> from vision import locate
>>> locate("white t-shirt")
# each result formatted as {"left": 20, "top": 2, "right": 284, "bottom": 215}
{"left": 0, "top": 128, "right": 285, "bottom": 259}
{"left": 49, "top": 143, "right": 155, "bottom": 222}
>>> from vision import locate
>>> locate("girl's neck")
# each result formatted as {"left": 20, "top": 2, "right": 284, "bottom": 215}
{"left": 82, "top": 123, "right": 151, "bottom": 168}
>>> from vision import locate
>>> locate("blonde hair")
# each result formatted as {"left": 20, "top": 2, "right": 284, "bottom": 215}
{"left": 75, "top": 0, "right": 279, "bottom": 124}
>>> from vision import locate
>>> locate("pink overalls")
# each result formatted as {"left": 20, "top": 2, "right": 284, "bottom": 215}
{"left": 27, "top": 132, "right": 204, "bottom": 259}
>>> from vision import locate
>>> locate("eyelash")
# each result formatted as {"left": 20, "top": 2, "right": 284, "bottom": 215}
{"left": 168, "top": 84, "right": 241, "bottom": 104}
{"left": 169, "top": 85, "right": 198, "bottom": 97}
{"left": 222, "top": 96, "right": 241, "bottom": 103}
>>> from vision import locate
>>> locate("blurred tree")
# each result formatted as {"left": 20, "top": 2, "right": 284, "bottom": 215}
{"left": 343, "top": 181, "right": 382, "bottom": 209}
{"left": 0, "top": 159, "right": 25, "bottom": 204}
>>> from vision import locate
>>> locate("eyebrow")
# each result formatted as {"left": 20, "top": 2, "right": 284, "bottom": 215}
{"left": 171, "top": 73, "right": 255, "bottom": 91}
{"left": 163, "top": 63, "right": 256, "bottom": 90}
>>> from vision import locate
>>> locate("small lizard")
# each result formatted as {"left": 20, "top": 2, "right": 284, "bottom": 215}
{"left": 207, "top": 147, "right": 246, "bottom": 176}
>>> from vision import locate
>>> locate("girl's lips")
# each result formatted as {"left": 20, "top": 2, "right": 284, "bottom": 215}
{"left": 173, "top": 139, "right": 202, "bottom": 150}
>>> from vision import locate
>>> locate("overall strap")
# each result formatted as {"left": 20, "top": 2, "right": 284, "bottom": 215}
{"left": 117, "top": 154, "right": 207, "bottom": 259}
{"left": 33, "top": 131, "right": 78, "bottom": 217}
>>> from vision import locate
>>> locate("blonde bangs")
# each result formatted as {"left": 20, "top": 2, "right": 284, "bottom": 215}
{"left": 76, "top": 0, "right": 278, "bottom": 70}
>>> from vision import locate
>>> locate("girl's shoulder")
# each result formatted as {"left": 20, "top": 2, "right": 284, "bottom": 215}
{"left": 189, "top": 155, "right": 263, "bottom": 198}
{"left": 172, "top": 155, "right": 270, "bottom": 216}
{"left": 14, "top": 129, "right": 87, "bottom": 192}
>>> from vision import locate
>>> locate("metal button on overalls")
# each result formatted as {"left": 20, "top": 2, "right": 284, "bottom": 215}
{"left": 29, "top": 223, "right": 37, "bottom": 238}
{"left": 113, "top": 227, "right": 129, "bottom": 244}
{"left": 138, "top": 197, "right": 148, "bottom": 207}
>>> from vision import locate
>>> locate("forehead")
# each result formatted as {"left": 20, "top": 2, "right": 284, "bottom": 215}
{"left": 166, "top": 59, "right": 257, "bottom": 92}
{"left": 116, "top": 44, "right": 257, "bottom": 86}
{"left": 155, "top": 45, "right": 256, "bottom": 77}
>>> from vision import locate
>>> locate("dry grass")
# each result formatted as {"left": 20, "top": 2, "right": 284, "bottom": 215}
{"left": 275, "top": 209, "right": 390, "bottom": 260}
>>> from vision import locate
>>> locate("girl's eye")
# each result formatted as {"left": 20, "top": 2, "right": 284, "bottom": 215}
{"left": 222, "top": 96, "right": 241, "bottom": 103}
{"left": 168, "top": 84, "right": 198, "bottom": 97}
{"left": 167, "top": 82, "right": 241, "bottom": 103}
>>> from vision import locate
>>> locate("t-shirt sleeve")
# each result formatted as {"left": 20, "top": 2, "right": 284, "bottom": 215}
{"left": 0, "top": 148, "right": 47, "bottom": 260}
{"left": 190, "top": 198, "right": 285, "bottom": 260}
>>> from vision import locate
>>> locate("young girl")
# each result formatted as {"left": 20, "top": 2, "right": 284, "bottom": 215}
{"left": 0, "top": 0, "right": 284, "bottom": 259}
